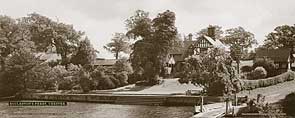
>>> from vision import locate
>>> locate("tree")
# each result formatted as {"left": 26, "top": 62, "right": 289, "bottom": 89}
{"left": 195, "top": 25, "right": 224, "bottom": 40}
{"left": 263, "top": 25, "right": 295, "bottom": 49}
{"left": 1, "top": 49, "right": 42, "bottom": 94}
{"left": 224, "top": 26, "right": 257, "bottom": 73}
{"left": 104, "top": 33, "right": 130, "bottom": 59}
{"left": 150, "top": 10, "right": 178, "bottom": 82}
{"left": 71, "top": 38, "right": 97, "bottom": 66}
{"left": 21, "top": 13, "right": 84, "bottom": 66}
{"left": 0, "top": 15, "right": 34, "bottom": 71}
{"left": 179, "top": 48, "right": 241, "bottom": 96}
{"left": 126, "top": 10, "right": 178, "bottom": 85}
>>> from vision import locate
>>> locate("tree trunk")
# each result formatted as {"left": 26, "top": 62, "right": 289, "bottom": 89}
{"left": 115, "top": 52, "right": 119, "bottom": 59}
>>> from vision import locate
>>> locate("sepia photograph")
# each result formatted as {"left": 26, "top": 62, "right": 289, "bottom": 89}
{"left": 0, "top": 0, "right": 295, "bottom": 117}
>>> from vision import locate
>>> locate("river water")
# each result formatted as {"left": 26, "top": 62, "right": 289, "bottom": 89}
{"left": 0, "top": 101, "right": 194, "bottom": 118}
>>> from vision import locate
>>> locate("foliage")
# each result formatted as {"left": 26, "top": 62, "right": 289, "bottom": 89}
{"left": 78, "top": 69, "right": 92, "bottom": 93}
{"left": 3, "top": 50, "right": 42, "bottom": 92}
{"left": 113, "top": 58, "right": 133, "bottom": 74}
{"left": 253, "top": 58, "right": 277, "bottom": 77}
{"left": 242, "top": 71, "right": 295, "bottom": 90}
{"left": 252, "top": 67, "right": 267, "bottom": 80}
{"left": 127, "top": 67, "right": 144, "bottom": 84}
{"left": 223, "top": 26, "right": 257, "bottom": 61}
{"left": 263, "top": 25, "right": 295, "bottom": 49}
{"left": 127, "top": 10, "right": 178, "bottom": 85}
{"left": 241, "top": 65, "right": 253, "bottom": 73}
{"left": 282, "top": 92, "right": 295, "bottom": 116}
{"left": 21, "top": 13, "right": 84, "bottom": 66}
{"left": 71, "top": 38, "right": 97, "bottom": 66}
{"left": 90, "top": 66, "right": 127, "bottom": 90}
{"left": 0, "top": 15, "right": 34, "bottom": 71}
{"left": 24, "top": 63, "right": 55, "bottom": 90}
{"left": 104, "top": 33, "right": 130, "bottom": 59}
{"left": 178, "top": 48, "right": 241, "bottom": 96}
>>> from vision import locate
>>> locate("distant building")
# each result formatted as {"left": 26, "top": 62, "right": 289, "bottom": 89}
{"left": 167, "top": 26, "right": 229, "bottom": 73}
{"left": 255, "top": 48, "right": 295, "bottom": 73}
{"left": 93, "top": 59, "right": 118, "bottom": 67}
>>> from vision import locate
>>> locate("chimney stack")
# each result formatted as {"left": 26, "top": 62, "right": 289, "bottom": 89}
{"left": 208, "top": 26, "right": 216, "bottom": 40}
{"left": 188, "top": 33, "right": 193, "bottom": 41}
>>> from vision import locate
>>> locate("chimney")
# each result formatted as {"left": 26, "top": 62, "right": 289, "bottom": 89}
{"left": 207, "top": 26, "right": 216, "bottom": 40}
{"left": 188, "top": 33, "right": 193, "bottom": 41}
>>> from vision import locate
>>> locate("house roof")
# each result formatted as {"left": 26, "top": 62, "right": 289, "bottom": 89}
{"left": 202, "top": 35, "right": 230, "bottom": 51}
{"left": 255, "top": 48, "right": 292, "bottom": 62}
{"left": 93, "top": 59, "right": 118, "bottom": 66}
{"left": 35, "top": 52, "right": 61, "bottom": 62}
{"left": 169, "top": 40, "right": 196, "bottom": 55}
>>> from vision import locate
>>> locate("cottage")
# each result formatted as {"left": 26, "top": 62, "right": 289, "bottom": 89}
{"left": 255, "top": 48, "right": 295, "bottom": 74}
{"left": 167, "top": 26, "right": 229, "bottom": 73}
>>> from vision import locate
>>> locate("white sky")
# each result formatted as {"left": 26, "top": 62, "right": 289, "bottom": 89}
{"left": 1, "top": 0, "right": 295, "bottom": 58}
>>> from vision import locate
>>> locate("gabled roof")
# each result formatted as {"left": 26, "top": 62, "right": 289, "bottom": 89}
{"left": 202, "top": 35, "right": 230, "bottom": 51}
{"left": 255, "top": 48, "right": 292, "bottom": 62}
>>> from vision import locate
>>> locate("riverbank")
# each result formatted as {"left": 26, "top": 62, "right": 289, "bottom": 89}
{"left": 19, "top": 93, "right": 225, "bottom": 106}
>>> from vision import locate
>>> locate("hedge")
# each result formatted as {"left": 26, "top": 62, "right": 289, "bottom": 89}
{"left": 242, "top": 71, "right": 295, "bottom": 90}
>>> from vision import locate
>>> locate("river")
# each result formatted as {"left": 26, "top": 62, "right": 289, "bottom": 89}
{"left": 0, "top": 101, "right": 194, "bottom": 118}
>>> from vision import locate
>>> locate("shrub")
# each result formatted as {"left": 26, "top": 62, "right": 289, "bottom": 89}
{"left": 253, "top": 59, "right": 277, "bottom": 77}
{"left": 252, "top": 67, "right": 267, "bottom": 79}
{"left": 282, "top": 92, "right": 295, "bottom": 116}
{"left": 101, "top": 76, "right": 116, "bottom": 89}
{"left": 79, "top": 70, "right": 92, "bottom": 93}
{"left": 113, "top": 59, "right": 133, "bottom": 74}
{"left": 58, "top": 76, "right": 75, "bottom": 90}
{"left": 116, "top": 72, "right": 129, "bottom": 86}
{"left": 242, "top": 71, "right": 295, "bottom": 90}
{"left": 241, "top": 65, "right": 253, "bottom": 73}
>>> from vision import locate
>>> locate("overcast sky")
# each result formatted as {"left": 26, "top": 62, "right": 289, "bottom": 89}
{"left": 1, "top": 0, "right": 295, "bottom": 58}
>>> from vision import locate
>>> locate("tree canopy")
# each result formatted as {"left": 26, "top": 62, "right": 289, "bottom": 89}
{"left": 223, "top": 26, "right": 257, "bottom": 60}
{"left": 21, "top": 13, "right": 84, "bottom": 65}
{"left": 263, "top": 24, "right": 295, "bottom": 49}
{"left": 126, "top": 10, "right": 178, "bottom": 84}
{"left": 104, "top": 33, "right": 130, "bottom": 59}
{"left": 71, "top": 38, "right": 97, "bottom": 66}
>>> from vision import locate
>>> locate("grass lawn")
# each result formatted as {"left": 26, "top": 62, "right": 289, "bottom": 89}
{"left": 238, "top": 78, "right": 295, "bottom": 103}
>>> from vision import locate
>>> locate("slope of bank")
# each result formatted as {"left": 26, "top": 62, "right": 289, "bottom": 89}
{"left": 238, "top": 77, "right": 295, "bottom": 103}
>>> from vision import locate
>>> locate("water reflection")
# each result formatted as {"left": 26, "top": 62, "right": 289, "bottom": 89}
{"left": 0, "top": 101, "right": 193, "bottom": 118}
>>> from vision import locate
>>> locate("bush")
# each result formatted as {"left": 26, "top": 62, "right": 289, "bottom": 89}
{"left": 101, "top": 76, "right": 116, "bottom": 89}
{"left": 242, "top": 71, "right": 295, "bottom": 90}
{"left": 252, "top": 67, "right": 267, "bottom": 79}
{"left": 116, "top": 72, "right": 129, "bottom": 86}
{"left": 58, "top": 76, "right": 75, "bottom": 90}
{"left": 79, "top": 70, "right": 92, "bottom": 93}
{"left": 253, "top": 59, "right": 277, "bottom": 77}
{"left": 241, "top": 65, "right": 253, "bottom": 73}
{"left": 282, "top": 92, "right": 295, "bottom": 116}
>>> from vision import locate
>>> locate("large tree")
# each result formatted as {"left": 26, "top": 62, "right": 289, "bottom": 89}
{"left": 1, "top": 49, "right": 42, "bottom": 94}
{"left": 104, "top": 33, "right": 130, "bottom": 59}
{"left": 263, "top": 25, "right": 295, "bottom": 49}
{"left": 179, "top": 48, "right": 241, "bottom": 96}
{"left": 71, "top": 38, "right": 97, "bottom": 66}
{"left": 126, "top": 10, "right": 177, "bottom": 84}
{"left": 21, "top": 13, "right": 84, "bottom": 66}
{"left": 224, "top": 27, "right": 257, "bottom": 72}
{"left": 0, "top": 15, "right": 35, "bottom": 71}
